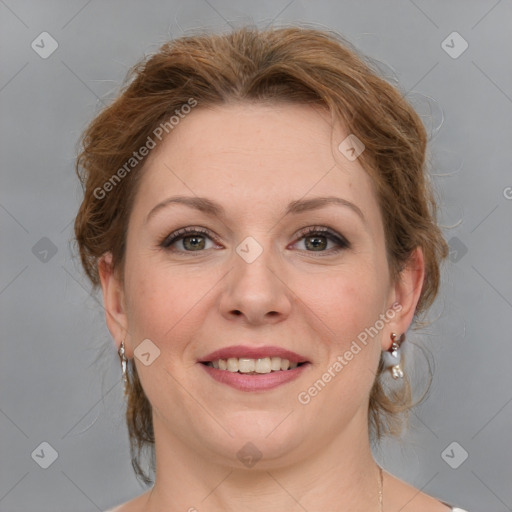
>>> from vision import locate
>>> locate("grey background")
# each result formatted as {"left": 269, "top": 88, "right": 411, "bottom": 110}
{"left": 1, "top": 1, "right": 511, "bottom": 511}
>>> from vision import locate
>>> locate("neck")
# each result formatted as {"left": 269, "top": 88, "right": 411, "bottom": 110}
{"left": 144, "top": 413, "right": 383, "bottom": 512}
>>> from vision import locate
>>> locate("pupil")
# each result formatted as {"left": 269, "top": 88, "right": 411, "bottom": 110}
{"left": 306, "top": 236, "right": 326, "bottom": 250}
{"left": 185, "top": 236, "right": 205, "bottom": 250}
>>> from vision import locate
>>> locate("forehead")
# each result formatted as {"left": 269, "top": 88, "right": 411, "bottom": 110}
{"left": 131, "top": 102, "right": 381, "bottom": 228}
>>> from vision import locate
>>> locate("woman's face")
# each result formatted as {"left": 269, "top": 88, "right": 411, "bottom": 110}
{"left": 101, "top": 103, "right": 420, "bottom": 468}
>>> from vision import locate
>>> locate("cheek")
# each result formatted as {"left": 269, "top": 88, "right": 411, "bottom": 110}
{"left": 304, "top": 273, "right": 385, "bottom": 410}
{"left": 125, "top": 263, "right": 201, "bottom": 395}
{"left": 123, "top": 252, "right": 181, "bottom": 342}
{"left": 123, "top": 253, "right": 216, "bottom": 354}
{"left": 309, "top": 265, "right": 386, "bottom": 342}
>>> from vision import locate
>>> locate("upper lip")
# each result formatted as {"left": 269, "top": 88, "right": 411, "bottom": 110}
{"left": 199, "top": 345, "right": 309, "bottom": 364}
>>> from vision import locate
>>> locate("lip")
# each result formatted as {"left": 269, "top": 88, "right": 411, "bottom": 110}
{"left": 200, "top": 362, "right": 311, "bottom": 392}
{"left": 199, "top": 345, "right": 309, "bottom": 364}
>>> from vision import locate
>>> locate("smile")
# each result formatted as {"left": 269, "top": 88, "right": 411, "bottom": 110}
{"left": 198, "top": 345, "right": 311, "bottom": 391}
{"left": 200, "top": 359, "right": 311, "bottom": 392}
{"left": 202, "top": 356, "right": 305, "bottom": 374}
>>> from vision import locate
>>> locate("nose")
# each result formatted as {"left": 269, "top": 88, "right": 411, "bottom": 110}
{"left": 219, "top": 243, "right": 293, "bottom": 325}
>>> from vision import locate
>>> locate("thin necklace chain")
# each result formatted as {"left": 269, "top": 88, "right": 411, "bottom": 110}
{"left": 378, "top": 465, "right": 384, "bottom": 512}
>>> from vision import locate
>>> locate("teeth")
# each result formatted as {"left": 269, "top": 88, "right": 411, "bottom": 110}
{"left": 207, "top": 356, "right": 301, "bottom": 373}
{"left": 255, "top": 357, "right": 271, "bottom": 373}
{"left": 238, "top": 358, "right": 255, "bottom": 373}
{"left": 270, "top": 356, "right": 281, "bottom": 371}
{"left": 227, "top": 358, "right": 238, "bottom": 372}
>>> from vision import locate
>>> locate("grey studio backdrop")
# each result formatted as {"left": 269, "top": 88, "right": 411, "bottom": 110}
{"left": 1, "top": 1, "right": 511, "bottom": 511}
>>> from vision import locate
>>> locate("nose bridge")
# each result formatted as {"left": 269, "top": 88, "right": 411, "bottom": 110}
{"left": 221, "top": 233, "right": 292, "bottom": 322}
{"left": 233, "top": 233, "right": 281, "bottom": 295}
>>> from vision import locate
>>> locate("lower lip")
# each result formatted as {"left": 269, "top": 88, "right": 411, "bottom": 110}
{"left": 199, "top": 363, "right": 311, "bottom": 391}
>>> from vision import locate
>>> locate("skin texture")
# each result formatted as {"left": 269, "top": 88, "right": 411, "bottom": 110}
{"left": 99, "top": 103, "right": 449, "bottom": 511}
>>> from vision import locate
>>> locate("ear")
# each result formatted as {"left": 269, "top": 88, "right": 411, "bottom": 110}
{"left": 383, "top": 246, "right": 425, "bottom": 350}
{"left": 98, "top": 252, "right": 129, "bottom": 354}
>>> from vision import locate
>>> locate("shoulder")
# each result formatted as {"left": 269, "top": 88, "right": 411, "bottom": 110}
{"left": 104, "top": 489, "right": 152, "bottom": 512}
{"left": 104, "top": 506, "right": 125, "bottom": 512}
{"left": 382, "top": 470, "right": 462, "bottom": 512}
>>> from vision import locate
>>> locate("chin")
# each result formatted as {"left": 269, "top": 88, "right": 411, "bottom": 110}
{"left": 205, "top": 414, "right": 311, "bottom": 465}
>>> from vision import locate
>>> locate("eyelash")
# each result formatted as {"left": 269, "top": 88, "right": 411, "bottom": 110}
{"left": 159, "top": 226, "right": 350, "bottom": 255}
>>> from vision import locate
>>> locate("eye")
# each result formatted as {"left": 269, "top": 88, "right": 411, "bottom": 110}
{"left": 160, "top": 227, "right": 218, "bottom": 252}
{"left": 160, "top": 225, "right": 350, "bottom": 255}
{"left": 292, "top": 226, "right": 350, "bottom": 254}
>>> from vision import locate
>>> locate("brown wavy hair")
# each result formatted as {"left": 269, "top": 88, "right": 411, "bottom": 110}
{"left": 73, "top": 26, "right": 449, "bottom": 485}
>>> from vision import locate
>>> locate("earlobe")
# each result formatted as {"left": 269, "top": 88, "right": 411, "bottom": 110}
{"left": 98, "top": 252, "right": 128, "bottom": 351}
{"left": 384, "top": 247, "right": 425, "bottom": 350}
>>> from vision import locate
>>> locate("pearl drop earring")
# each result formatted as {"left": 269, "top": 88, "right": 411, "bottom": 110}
{"left": 382, "top": 332, "right": 404, "bottom": 379}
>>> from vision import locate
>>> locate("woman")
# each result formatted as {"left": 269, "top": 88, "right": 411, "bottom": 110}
{"left": 74, "top": 26, "right": 468, "bottom": 512}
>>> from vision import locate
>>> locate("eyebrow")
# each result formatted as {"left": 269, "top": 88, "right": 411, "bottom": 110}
{"left": 145, "top": 195, "right": 366, "bottom": 224}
